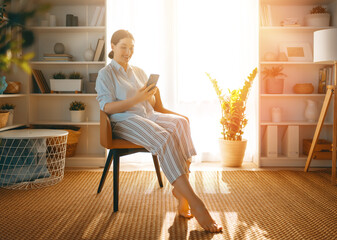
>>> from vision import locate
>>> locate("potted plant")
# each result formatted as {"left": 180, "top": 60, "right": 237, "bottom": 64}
{"left": 262, "top": 66, "right": 287, "bottom": 94}
{"left": 207, "top": 68, "right": 257, "bottom": 167}
{"left": 69, "top": 101, "right": 86, "bottom": 122}
{"left": 0, "top": 1, "right": 50, "bottom": 91}
{"left": 305, "top": 5, "right": 330, "bottom": 27}
{"left": 50, "top": 72, "right": 83, "bottom": 93}
{"left": 0, "top": 103, "right": 15, "bottom": 126}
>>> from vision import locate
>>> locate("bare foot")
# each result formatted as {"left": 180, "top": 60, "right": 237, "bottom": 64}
{"left": 172, "top": 188, "right": 193, "bottom": 219}
{"left": 190, "top": 199, "right": 222, "bottom": 233}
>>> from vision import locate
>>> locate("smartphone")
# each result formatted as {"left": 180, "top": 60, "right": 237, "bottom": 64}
{"left": 146, "top": 74, "right": 159, "bottom": 90}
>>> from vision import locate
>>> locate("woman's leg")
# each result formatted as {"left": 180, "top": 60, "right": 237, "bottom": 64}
{"left": 172, "top": 174, "right": 223, "bottom": 233}
{"left": 154, "top": 114, "right": 197, "bottom": 218}
{"left": 172, "top": 159, "right": 192, "bottom": 218}
{"left": 113, "top": 116, "right": 221, "bottom": 232}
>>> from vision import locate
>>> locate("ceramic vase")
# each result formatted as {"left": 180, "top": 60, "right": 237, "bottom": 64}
{"left": 54, "top": 43, "right": 65, "bottom": 54}
{"left": 271, "top": 107, "right": 282, "bottom": 122}
{"left": 0, "top": 76, "right": 8, "bottom": 94}
{"left": 84, "top": 45, "right": 94, "bottom": 61}
{"left": 304, "top": 99, "right": 318, "bottom": 122}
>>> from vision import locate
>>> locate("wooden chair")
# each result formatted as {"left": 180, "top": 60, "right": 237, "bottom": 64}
{"left": 97, "top": 89, "right": 188, "bottom": 212}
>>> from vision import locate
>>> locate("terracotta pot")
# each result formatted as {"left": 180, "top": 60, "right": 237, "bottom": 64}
{"left": 293, "top": 83, "right": 314, "bottom": 94}
{"left": 218, "top": 139, "right": 247, "bottom": 167}
{"left": 266, "top": 77, "right": 284, "bottom": 94}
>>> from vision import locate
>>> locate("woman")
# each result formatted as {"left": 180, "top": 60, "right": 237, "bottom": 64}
{"left": 96, "top": 29, "right": 222, "bottom": 233}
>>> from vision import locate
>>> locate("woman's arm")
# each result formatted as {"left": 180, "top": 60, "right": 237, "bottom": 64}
{"left": 104, "top": 84, "right": 157, "bottom": 115}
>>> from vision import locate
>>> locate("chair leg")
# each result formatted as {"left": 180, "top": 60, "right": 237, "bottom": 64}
{"left": 152, "top": 155, "right": 163, "bottom": 188}
{"left": 97, "top": 150, "right": 113, "bottom": 194}
{"left": 113, "top": 150, "right": 120, "bottom": 212}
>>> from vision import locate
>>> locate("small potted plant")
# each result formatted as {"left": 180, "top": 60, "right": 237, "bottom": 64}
{"left": 305, "top": 5, "right": 330, "bottom": 27}
{"left": 50, "top": 72, "right": 83, "bottom": 93}
{"left": 69, "top": 101, "right": 86, "bottom": 122}
{"left": 262, "top": 66, "right": 287, "bottom": 94}
{"left": 207, "top": 68, "right": 257, "bottom": 167}
{"left": 0, "top": 103, "right": 15, "bottom": 126}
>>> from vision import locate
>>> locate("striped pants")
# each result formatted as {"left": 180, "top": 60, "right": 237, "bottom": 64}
{"left": 113, "top": 113, "right": 197, "bottom": 184}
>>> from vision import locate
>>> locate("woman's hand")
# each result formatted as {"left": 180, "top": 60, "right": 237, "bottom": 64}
{"left": 133, "top": 84, "right": 157, "bottom": 104}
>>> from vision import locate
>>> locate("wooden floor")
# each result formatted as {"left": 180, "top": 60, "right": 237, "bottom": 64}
{"left": 66, "top": 161, "right": 328, "bottom": 172}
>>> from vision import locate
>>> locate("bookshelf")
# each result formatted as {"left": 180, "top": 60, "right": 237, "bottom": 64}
{"left": 24, "top": 0, "right": 107, "bottom": 167}
{"left": 258, "top": 0, "right": 337, "bottom": 167}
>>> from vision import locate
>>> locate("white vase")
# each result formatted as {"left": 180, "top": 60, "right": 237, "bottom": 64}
{"left": 70, "top": 110, "right": 85, "bottom": 122}
{"left": 6, "top": 109, "right": 14, "bottom": 126}
{"left": 271, "top": 107, "right": 282, "bottom": 122}
{"left": 304, "top": 99, "right": 318, "bottom": 122}
{"left": 218, "top": 139, "right": 247, "bottom": 167}
{"left": 84, "top": 44, "right": 94, "bottom": 61}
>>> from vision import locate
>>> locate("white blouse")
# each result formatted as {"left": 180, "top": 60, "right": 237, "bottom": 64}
{"left": 96, "top": 59, "right": 158, "bottom": 122}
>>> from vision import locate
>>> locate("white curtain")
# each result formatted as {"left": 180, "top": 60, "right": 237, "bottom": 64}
{"left": 107, "top": 0, "right": 259, "bottom": 163}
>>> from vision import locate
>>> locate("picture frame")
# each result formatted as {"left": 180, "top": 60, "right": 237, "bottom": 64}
{"left": 279, "top": 42, "right": 313, "bottom": 62}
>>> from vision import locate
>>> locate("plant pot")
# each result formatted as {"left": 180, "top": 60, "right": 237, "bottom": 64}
{"left": 50, "top": 79, "right": 82, "bottom": 92}
{"left": 266, "top": 77, "right": 284, "bottom": 94}
{"left": 305, "top": 13, "right": 330, "bottom": 27}
{"left": 70, "top": 110, "right": 85, "bottom": 122}
{"left": 218, "top": 139, "right": 247, "bottom": 167}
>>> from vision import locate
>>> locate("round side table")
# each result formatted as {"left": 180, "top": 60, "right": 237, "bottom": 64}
{"left": 0, "top": 129, "right": 68, "bottom": 190}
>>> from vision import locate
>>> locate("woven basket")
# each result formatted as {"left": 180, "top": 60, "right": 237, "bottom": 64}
{"left": 65, "top": 129, "right": 81, "bottom": 157}
{"left": 0, "top": 111, "right": 9, "bottom": 128}
{"left": 32, "top": 125, "right": 81, "bottom": 157}
{"left": 4, "top": 81, "right": 21, "bottom": 94}
{"left": 66, "top": 143, "right": 78, "bottom": 157}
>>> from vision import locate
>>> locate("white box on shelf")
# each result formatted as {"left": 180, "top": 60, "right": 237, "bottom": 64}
{"left": 282, "top": 125, "right": 299, "bottom": 158}
{"left": 50, "top": 79, "right": 82, "bottom": 92}
{"left": 262, "top": 125, "right": 278, "bottom": 158}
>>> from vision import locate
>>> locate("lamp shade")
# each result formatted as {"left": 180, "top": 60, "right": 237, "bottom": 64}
{"left": 314, "top": 28, "right": 337, "bottom": 63}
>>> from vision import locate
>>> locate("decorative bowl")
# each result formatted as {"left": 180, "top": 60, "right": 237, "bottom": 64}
{"left": 293, "top": 83, "right": 314, "bottom": 94}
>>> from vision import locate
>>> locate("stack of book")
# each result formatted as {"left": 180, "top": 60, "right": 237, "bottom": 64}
{"left": 43, "top": 54, "right": 73, "bottom": 62}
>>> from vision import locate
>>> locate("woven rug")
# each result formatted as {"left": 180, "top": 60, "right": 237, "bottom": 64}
{"left": 0, "top": 170, "right": 336, "bottom": 240}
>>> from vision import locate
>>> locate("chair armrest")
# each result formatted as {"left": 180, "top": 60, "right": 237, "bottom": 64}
{"left": 153, "top": 89, "right": 189, "bottom": 122}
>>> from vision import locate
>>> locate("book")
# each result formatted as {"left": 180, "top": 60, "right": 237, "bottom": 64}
{"left": 96, "top": 7, "right": 105, "bottom": 26}
{"left": 43, "top": 57, "right": 73, "bottom": 61}
{"left": 262, "top": 126, "right": 278, "bottom": 158}
{"left": 90, "top": 6, "right": 101, "bottom": 26}
{"left": 32, "top": 69, "right": 50, "bottom": 93}
{"left": 282, "top": 125, "right": 299, "bottom": 158}
{"left": 93, "top": 38, "right": 105, "bottom": 61}
{"left": 318, "top": 68, "right": 324, "bottom": 93}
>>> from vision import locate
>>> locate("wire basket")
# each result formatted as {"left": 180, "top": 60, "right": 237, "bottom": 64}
{"left": 0, "top": 111, "right": 9, "bottom": 128}
{"left": 0, "top": 133, "right": 68, "bottom": 190}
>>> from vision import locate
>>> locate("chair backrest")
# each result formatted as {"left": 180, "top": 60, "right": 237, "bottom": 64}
{"left": 100, "top": 110, "right": 113, "bottom": 149}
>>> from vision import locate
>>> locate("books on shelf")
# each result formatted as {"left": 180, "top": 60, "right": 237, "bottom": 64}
{"left": 43, "top": 53, "right": 73, "bottom": 62}
{"left": 260, "top": 4, "right": 273, "bottom": 27}
{"left": 96, "top": 7, "right": 105, "bottom": 26}
{"left": 32, "top": 69, "right": 51, "bottom": 93}
{"left": 93, "top": 38, "right": 105, "bottom": 61}
{"left": 262, "top": 125, "right": 278, "bottom": 158}
{"left": 90, "top": 6, "right": 105, "bottom": 26}
{"left": 282, "top": 126, "right": 299, "bottom": 158}
{"left": 318, "top": 66, "right": 334, "bottom": 93}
